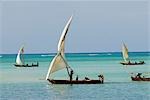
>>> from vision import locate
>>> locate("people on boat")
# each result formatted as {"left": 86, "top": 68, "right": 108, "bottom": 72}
{"left": 128, "top": 60, "right": 131, "bottom": 64}
{"left": 98, "top": 74, "right": 104, "bottom": 83}
{"left": 69, "top": 69, "right": 74, "bottom": 82}
{"left": 136, "top": 73, "right": 142, "bottom": 78}
{"left": 140, "top": 61, "right": 144, "bottom": 64}
{"left": 76, "top": 75, "right": 78, "bottom": 81}
{"left": 85, "top": 77, "right": 90, "bottom": 80}
{"left": 31, "top": 62, "right": 38, "bottom": 66}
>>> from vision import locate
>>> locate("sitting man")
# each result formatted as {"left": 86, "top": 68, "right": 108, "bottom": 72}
{"left": 136, "top": 73, "right": 142, "bottom": 78}
{"left": 85, "top": 77, "right": 90, "bottom": 80}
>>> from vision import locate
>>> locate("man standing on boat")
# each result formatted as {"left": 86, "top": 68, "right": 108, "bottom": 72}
{"left": 98, "top": 74, "right": 104, "bottom": 83}
{"left": 70, "top": 69, "right": 74, "bottom": 82}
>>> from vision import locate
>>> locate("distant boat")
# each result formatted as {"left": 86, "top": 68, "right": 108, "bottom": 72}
{"left": 131, "top": 76, "right": 150, "bottom": 81}
{"left": 46, "top": 16, "right": 104, "bottom": 84}
{"left": 131, "top": 73, "right": 150, "bottom": 81}
{"left": 14, "top": 46, "right": 39, "bottom": 67}
{"left": 120, "top": 43, "right": 145, "bottom": 65}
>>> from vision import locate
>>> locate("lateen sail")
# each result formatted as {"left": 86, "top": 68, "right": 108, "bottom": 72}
{"left": 122, "top": 43, "right": 129, "bottom": 62}
{"left": 46, "top": 16, "right": 73, "bottom": 80}
{"left": 16, "top": 46, "right": 24, "bottom": 65}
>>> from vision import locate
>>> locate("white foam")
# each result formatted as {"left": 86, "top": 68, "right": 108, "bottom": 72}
{"left": 107, "top": 53, "right": 112, "bottom": 55}
{"left": 41, "top": 54, "right": 54, "bottom": 57}
{"left": 88, "top": 54, "right": 99, "bottom": 56}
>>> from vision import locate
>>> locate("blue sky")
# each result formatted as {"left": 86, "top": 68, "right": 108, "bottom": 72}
{"left": 0, "top": 0, "right": 149, "bottom": 54}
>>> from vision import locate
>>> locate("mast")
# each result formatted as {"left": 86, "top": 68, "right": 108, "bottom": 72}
{"left": 46, "top": 16, "right": 73, "bottom": 80}
{"left": 59, "top": 53, "right": 71, "bottom": 77}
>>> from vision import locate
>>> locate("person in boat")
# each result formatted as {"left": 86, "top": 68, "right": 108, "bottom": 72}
{"left": 76, "top": 75, "right": 78, "bottom": 81}
{"left": 128, "top": 60, "right": 131, "bottom": 64}
{"left": 98, "top": 74, "right": 104, "bottom": 83}
{"left": 85, "top": 77, "right": 90, "bottom": 80}
{"left": 69, "top": 69, "right": 74, "bottom": 82}
{"left": 140, "top": 61, "right": 144, "bottom": 64}
{"left": 136, "top": 73, "right": 142, "bottom": 78}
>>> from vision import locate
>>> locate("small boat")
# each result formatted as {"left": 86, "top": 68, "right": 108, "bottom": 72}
{"left": 131, "top": 73, "right": 150, "bottom": 81}
{"left": 47, "top": 79, "right": 103, "bottom": 84}
{"left": 46, "top": 16, "right": 104, "bottom": 84}
{"left": 120, "top": 43, "right": 145, "bottom": 65}
{"left": 131, "top": 77, "right": 150, "bottom": 81}
{"left": 120, "top": 61, "right": 145, "bottom": 65}
{"left": 14, "top": 46, "right": 39, "bottom": 67}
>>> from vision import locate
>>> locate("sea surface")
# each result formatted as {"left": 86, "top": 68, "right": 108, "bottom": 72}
{"left": 0, "top": 52, "right": 150, "bottom": 100}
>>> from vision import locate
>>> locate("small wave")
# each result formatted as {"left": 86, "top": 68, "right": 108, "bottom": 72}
{"left": 41, "top": 54, "right": 55, "bottom": 57}
{"left": 107, "top": 53, "right": 112, "bottom": 55}
{"left": 88, "top": 54, "right": 99, "bottom": 56}
{"left": 0, "top": 55, "right": 2, "bottom": 58}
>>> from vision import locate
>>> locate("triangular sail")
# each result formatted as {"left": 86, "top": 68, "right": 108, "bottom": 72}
{"left": 122, "top": 43, "right": 129, "bottom": 62}
{"left": 58, "top": 15, "right": 73, "bottom": 56}
{"left": 46, "top": 16, "right": 73, "bottom": 80}
{"left": 16, "top": 46, "right": 24, "bottom": 65}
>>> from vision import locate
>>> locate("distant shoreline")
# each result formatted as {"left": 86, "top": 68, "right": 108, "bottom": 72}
{"left": 0, "top": 51, "right": 149, "bottom": 55}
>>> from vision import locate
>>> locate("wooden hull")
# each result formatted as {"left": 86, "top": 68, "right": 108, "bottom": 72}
{"left": 120, "top": 61, "right": 145, "bottom": 65}
{"left": 47, "top": 79, "right": 104, "bottom": 84}
{"left": 131, "top": 77, "right": 150, "bottom": 81}
{"left": 14, "top": 63, "right": 38, "bottom": 67}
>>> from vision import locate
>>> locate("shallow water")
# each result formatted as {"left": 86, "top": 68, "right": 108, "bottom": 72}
{"left": 0, "top": 52, "right": 150, "bottom": 100}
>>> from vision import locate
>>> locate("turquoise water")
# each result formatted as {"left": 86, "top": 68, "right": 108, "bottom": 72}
{"left": 0, "top": 52, "right": 150, "bottom": 100}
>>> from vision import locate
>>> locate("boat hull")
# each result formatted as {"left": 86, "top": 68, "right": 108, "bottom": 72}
{"left": 47, "top": 79, "right": 104, "bottom": 84}
{"left": 120, "top": 61, "right": 145, "bottom": 65}
{"left": 131, "top": 77, "right": 150, "bottom": 81}
{"left": 14, "top": 63, "right": 38, "bottom": 67}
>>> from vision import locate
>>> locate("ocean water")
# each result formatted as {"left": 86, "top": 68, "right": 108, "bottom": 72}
{"left": 0, "top": 52, "right": 150, "bottom": 100}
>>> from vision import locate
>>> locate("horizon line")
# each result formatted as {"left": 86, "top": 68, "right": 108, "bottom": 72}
{"left": 0, "top": 51, "right": 149, "bottom": 55}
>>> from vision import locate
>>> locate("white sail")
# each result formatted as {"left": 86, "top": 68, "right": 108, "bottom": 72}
{"left": 58, "top": 15, "right": 73, "bottom": 56}
{"left": 16, "top": 46, "right": 24, "bottom": 65}
{"left": 122, "top": 43, "right": 129, "bottom": 62}
{"left": 46, "top": 16, "right": 73, "bottom": 80}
